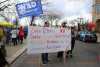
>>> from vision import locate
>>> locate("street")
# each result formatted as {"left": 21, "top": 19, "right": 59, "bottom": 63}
{"left": 11, "top": 41, "right": 100, "bottom": 67}
{"left": 0, "top": 0, "right": 100, "bottom": 67}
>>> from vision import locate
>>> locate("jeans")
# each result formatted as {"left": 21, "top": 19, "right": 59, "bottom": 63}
{"left": 67, "top": 39, "right": 75, "bottom": 55}
{"left": 41, "top": 53, "right": 48, "bottom": 64}
{"left": 12, "top": 38, "right": 17, "bottom": 45}
{"left": 57, "top": 51, "right": 63, "bottom": 58}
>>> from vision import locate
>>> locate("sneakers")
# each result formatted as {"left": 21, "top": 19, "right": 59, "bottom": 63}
{"left": 42, "top": 60, "right": 48, "bottom": 64}
{"left": 70, "top": 55, "right": 73, "bottom": 58}
{"left": 66, "top": 54, "right": 73, "bottom": 58}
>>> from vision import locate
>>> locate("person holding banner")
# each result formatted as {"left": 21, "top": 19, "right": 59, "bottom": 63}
{"left": 66, "top": 27, "right": 76, "bottom": 58}
{"left": 41, "top": 21, "right": 49, "bottom": 64}
{"left": 57, "top": 22, "right": 67, "bottom": 60}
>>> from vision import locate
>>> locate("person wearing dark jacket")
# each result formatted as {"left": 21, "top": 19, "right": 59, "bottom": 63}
{"left": 6, "top": 30, "right": 11, "bottom": 45}
{"left": 66, "top": 27, "right": 75, "bottom": 57}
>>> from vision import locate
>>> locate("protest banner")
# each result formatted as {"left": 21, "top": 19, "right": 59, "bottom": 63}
{"left": 27, "top": 26, "right": 71, "bottom": 54}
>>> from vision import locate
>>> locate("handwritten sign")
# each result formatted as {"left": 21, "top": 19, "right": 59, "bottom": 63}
{"left": 27, "top": 26, "right": 71, "bottom": 54}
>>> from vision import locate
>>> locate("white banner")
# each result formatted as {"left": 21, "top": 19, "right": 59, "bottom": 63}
{"left": 27, "top": 26, "right": 71, "bottom": 54}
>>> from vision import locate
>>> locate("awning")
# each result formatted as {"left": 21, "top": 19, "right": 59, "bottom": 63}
{"left": 0, "top": 20, "right": 14, "bottom": 26}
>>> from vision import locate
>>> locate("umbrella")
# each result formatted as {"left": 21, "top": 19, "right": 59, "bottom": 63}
{"left": 0, "top": 21, "right": 14, "bottom": 26}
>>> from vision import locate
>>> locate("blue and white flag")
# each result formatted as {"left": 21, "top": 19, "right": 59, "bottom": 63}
{"left": 16, "top": 0, "right": 43, "bottom": 18}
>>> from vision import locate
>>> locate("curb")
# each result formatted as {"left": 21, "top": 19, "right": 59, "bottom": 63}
{"left": 7, "top": 46, "right": 27, "bottom": 64}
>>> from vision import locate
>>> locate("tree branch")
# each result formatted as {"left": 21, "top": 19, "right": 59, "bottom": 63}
{"left": 0, "top": 4, "right": 12, "bottom": 11}
{"left": 0, "top": 0, "right": 9, "bottom": 5}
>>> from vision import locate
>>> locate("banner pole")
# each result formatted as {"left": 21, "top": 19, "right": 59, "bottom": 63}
{"left": 37, "top": 54, "right": 41, "bottom": 67}
{"left": 63, "top": 49, "right": 67, "bottom": 64}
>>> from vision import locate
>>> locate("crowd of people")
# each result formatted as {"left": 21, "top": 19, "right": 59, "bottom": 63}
{"left": 11, "top": 26, "right": 25, "bottom": 45}
{"left": 0, "top": 26, "right": 26, "bottom": 46}
{"left": 0, "top": 21, "right": 76, "bottom": 66}
{"left": 0, "top": 26, "right": 27, "bottom": 67}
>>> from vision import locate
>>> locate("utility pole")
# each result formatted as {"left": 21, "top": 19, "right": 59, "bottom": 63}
{"left": 30, "top": 16, "right": 34, "bottom": 26}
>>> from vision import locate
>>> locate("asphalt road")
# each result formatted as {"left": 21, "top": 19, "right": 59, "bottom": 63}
{"left": 11, "top": 41, "right": 100, "bottom": 67}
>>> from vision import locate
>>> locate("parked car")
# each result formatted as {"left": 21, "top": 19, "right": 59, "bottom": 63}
{"left": 78, "top": 30, "right": 97, "bottom": 42}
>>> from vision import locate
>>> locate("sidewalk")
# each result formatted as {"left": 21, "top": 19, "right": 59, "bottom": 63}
{"left": 97, "top": 33, "right": 100, "bottom": 43}
{"left": 6, "top": 40, "right": 27, "bottom": 64}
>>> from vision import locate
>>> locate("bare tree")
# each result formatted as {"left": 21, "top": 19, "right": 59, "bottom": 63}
{"left": 0, "top": 0, "right": 9, "bottom": 4}
{"left": 0, "top": 0, "right": 11, "bottom": 11}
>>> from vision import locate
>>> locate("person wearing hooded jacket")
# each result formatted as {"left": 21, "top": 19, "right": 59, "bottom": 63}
{"left": 18, "top": 26, "right": 24, "bottom": 44}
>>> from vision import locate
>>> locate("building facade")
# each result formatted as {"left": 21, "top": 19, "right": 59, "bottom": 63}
{"left": 93, "top": 0, "right": 100, "bottom": 32}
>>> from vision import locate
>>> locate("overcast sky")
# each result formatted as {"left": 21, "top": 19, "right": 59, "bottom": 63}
{"left": 6, "top": 0, "right": 93, "bottom": 18}
{"left": 42, "top": 0, "right": 93, "bottom": 18}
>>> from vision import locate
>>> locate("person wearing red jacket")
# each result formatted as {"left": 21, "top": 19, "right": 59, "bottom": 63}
{"left": 18, "top": 26, "right": 24, "bottom": 44}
